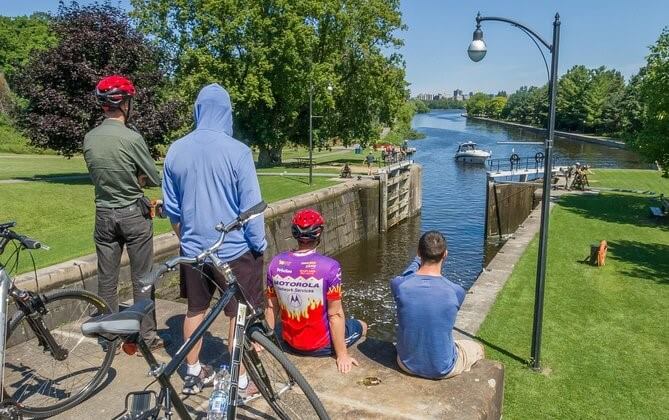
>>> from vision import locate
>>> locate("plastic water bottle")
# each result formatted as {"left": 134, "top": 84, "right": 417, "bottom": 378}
{"left": 207, "top": 364, "right": 231, "bottom": 420}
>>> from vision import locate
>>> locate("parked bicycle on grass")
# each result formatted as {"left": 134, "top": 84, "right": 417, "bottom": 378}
{"left": 82, "top": 202, "right": 329, "bottom": 419}
{"left": 0, "top": 222, "right": 116, "bottom": 419}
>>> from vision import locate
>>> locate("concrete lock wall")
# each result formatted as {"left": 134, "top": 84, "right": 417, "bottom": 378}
{"left": 13, "top": 164, "right": 421, "bottom": 300}
{"left": 485, "top": 181, "right": 539, "bottom": 240}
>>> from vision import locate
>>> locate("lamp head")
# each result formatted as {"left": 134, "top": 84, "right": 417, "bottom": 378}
{"left": 468, "top": 22, "right": 487, "bottom": 62}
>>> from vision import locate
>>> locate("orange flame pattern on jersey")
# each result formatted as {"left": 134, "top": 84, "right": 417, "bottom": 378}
{"left": 281, "top": 297, "right": 323, "bottom": 321}
{"left": 326, "top": 283, "right": 342, "bottom": 300}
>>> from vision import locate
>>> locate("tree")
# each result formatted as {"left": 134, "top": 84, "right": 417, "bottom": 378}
{"left": 132, "top": 0, "right": 407, "bottom": 167}
{"left": 556, "top": 65, "right": 590, "bottom": 131}
{"left": 0, "top": 14, "right": 55, "bottom": 79}
{"left": 630, "top": 28, "right": 669, "bottom": 175}
{"left": 485, "top": 96, "right": 507, "bottom": 118}
{"left": 412, "top": 99, "right": 429, "bottom": 113}
{"left": 465, "top": 92, "right": 490, "bottom": 116}
{"left": 583, "top": 66, "right": 625, "bottom": 133}
{"left": 12, "top": 2, "right": 181, "bottom": 157}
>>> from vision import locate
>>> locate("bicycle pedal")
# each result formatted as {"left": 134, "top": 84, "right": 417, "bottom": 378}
{"left": 123, "top": 390, "right": 157, "bottom": 419}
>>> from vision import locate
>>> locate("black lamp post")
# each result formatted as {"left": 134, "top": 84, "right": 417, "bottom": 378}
{"left": 468, "top": 12, "right": 561, "bottom": 370}
{"left": 308, "top": 84, "right": 334, "bottom": 185}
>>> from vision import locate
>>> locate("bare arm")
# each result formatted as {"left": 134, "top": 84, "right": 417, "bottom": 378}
{"left": 327, "top": 299, "right": 358, "bottom": 374}
{"left": 265, "top": 296, "right": 279, "bottom": 330}
{"left": 171, "top": 223, "right": 181, "bottom": 240}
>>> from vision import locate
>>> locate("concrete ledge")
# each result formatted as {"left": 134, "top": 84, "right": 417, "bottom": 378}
{"left": 51, "top": 299, "right": 503, "bottom": 420}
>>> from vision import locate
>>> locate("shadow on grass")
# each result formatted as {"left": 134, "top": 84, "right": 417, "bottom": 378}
{"left": 453, "top": 327, "right": 528, "bottom": 366}
{"left": 607, "top": 240, "right": 669, "bottom": 284}
{"left": 558, "top": 193, "right": 668, "bottom": 231}
{"left": 15, "top": 172, "right": 92, "bottom": 185}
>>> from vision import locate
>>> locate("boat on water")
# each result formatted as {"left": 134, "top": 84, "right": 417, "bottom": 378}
{"left": 454, "top": 141, "right": 491, "bottom": 164}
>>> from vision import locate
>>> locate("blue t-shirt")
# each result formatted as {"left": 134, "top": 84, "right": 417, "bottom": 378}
{"left": 390, "top": 257, "right": 466, "bottom": 379}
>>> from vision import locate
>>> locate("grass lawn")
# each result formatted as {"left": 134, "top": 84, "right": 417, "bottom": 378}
{"left": 1, "top": 154, "right": 337, "bottom": 273}
{"left": 0, "top": 117, "right": 56, "bottom": 155}
{"left": 477, "top": 169, "right": 669, "bottom": 419}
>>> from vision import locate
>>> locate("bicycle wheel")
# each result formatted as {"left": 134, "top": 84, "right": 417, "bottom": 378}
{"left": 3, "top": 288, "right": 116, "bottom": 418}
{"left": 243, "top": 330, "right": 329, "bottom": 420}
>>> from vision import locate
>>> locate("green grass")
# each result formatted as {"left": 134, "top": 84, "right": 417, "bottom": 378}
{"left": 0, "top": 116, "right": 56, "bottom": 155}
{"left": 589, "top": 168, "right": 669, "bottom": 194}
{"left": 0, "top": 154, "right": 87, "bottom": 180}
{"left": 0, "top": 154, "right": 337, "bottom": 273}
{"left": 477, "top": 169, "right": 669, "bottom": 419}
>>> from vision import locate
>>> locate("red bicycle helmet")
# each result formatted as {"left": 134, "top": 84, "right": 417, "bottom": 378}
{"left": 291, "top": 209, "right": 325, "bottom": 243}
{"left": 95, "top": 75, "right": 136, "bottom": 108}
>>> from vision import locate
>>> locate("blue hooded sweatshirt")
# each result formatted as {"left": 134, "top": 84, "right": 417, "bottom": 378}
{"left": 162, "top": 84, "right": 267, "bottom": 261}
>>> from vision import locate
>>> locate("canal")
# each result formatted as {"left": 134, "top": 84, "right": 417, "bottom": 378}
{"left": 340, "top": 109, "right": 643, "bottom": 341}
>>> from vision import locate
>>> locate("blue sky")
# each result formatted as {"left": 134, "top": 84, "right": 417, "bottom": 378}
{"left": 3, "top": 0, "right": 668, "bottom": 95}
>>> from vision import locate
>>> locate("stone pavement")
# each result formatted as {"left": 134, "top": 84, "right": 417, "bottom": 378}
{"left": 37, "top": 299, "right": 503, "bottom": 419}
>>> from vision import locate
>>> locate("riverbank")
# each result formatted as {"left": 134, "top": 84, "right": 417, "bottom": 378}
{"left": 476, "top": 169, "right": 668, "bottom": 418}
{"left": 466, "top": 115, "right": 628, "bottom": 149}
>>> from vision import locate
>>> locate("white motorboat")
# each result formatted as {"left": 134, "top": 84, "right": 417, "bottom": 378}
{"left": 454, "top": 141, "right": 491, "bottom": 164}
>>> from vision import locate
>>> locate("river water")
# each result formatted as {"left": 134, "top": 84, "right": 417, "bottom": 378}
{"left": 339, "top": 109, "right": 643, "bottom": 341}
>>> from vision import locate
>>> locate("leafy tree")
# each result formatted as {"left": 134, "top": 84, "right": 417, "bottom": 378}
{"left": 412, "top": 99, "right": 429, "bottom": 113}
{"left": 583, "top": 66, "right": 625, "bottom": 133}
{"left": 556, "top": 65, "right": 590, "bottom": 131}
{"left": 630, "top": 28, "right": 669, "bottom": 175}
{"left": 465, "top": 92, "right": 490, "bottom": 116}
{"left": 12, "top": 2, "right": 181, "bottom": 157}
{"left": 485, "top": 96, "right": 507, "bottom": 118}
{"left": 132, "top": 0, "right": 407, "bottom": 167}
{"left": 0, "top": 14, "right": 56, "bottom": 79}
{"left": 424, "top": 97, "right": 465, "bottom": 109}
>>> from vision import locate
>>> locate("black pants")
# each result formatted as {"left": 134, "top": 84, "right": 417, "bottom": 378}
{"left": 94, "top": 203, "right": 157, "bottom": 341}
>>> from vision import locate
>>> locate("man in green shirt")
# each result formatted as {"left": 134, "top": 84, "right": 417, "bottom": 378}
{"left": 83, "top": 75, "right": 163, "bottom": 349}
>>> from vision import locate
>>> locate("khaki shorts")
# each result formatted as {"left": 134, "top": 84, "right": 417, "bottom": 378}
{"left": 397, "top": 339, "right": 485, "bottom": 379}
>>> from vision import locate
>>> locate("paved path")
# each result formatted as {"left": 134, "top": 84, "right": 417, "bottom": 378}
{"left": 9, "top": 299, "right": 504, "bottom": 419}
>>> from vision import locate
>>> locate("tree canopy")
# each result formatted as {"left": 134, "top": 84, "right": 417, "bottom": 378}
{"left": 131, "top": 0, "right": 408, "bottom": 166}
{"left": 12, "top": 2, "right": 181, "bottom": 157}
{"left": 630, "top": 28, "right": 669, "bottom": 175}
{"left": 0, "top": 13, "right": 55, "bottom": 78}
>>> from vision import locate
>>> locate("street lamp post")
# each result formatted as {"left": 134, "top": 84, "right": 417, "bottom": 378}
{"left": 308, "top": 84, "right": 334, "bottom": 185}
{"left": 468, "top": 12, "right": 561, "bottom": 370}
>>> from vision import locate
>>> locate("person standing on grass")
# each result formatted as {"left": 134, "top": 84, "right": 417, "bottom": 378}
{"left": 83, "top": 75, "right": 163, "bottom": 350}
{"left": 161, "top": 83, "right": 267, "bottom": 397}
{"left": 391, "top": 230, "right": 484, "bottom": 379}
{"left": 365, "top": 151, "right": 375, "bottom": 175}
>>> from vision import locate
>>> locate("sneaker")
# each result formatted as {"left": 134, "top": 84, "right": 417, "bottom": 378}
{"left": 237, "top": 380, "right": 261, "bottom": 405}
{"left": 182, "top": 364, "right": 215, "bottom": 395}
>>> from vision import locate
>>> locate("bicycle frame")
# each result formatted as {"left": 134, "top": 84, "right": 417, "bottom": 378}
{"left": 0, "top": 267, "right": 10, "bottom": 403}
{"left": 131, "top": 259, "right": 265, "bottom": 420}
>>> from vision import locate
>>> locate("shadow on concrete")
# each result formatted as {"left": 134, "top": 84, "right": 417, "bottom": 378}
{"left": 356, "top": 337, "right": 402, "bottom": 372}
{"left": 454, "top": 327, "right": 528, "bottom": 366}
{"left": 558, "top": 193, "right": 668, "bottom": 231}
{"left": 163, "top": 314, "right": 230, "bottom": 374}
{"left": 607, "top": 240, "right": 669, "bottom": 284}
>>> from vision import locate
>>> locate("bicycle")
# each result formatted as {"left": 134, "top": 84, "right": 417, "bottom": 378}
{"left": 82, "top": 202, "right": 330, "bottom": 419}
{"left": 0, "top": 222, "right": 116, "bottom": 419}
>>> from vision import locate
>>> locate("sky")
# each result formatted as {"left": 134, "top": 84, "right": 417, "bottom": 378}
{"left": 3, "top": 0, "right": 668, "bottom": 96}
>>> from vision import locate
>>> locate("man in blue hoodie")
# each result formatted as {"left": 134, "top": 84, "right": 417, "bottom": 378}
{"left": 162, "top": 84, "right": 267, "bottom": 396}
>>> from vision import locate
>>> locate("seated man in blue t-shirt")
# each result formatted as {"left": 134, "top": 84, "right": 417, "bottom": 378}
{"left": 390, "top": 230, "right": 484, "bottom": 379}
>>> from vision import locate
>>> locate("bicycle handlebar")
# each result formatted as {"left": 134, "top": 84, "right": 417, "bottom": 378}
{"left": 139, "top": 201, "right": 267, "bottom": 293}
{"left": 0, "top": 222, "right": 46, "bottom": 251}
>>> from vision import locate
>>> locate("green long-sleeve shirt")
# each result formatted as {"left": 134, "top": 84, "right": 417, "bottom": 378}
{"left": 83, "top": 119, "right": 161, "bottom": 208}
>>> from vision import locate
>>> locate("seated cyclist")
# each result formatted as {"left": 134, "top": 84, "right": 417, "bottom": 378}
{"left": 265, "top": 209, "right": 367, "bottom": 374}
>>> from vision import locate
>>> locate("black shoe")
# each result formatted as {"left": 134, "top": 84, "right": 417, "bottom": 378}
{"left": 182, "top": 364, "right": 215, "bottom": 395}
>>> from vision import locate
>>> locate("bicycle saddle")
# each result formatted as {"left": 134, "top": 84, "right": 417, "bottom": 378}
{"left": 81, "top": 299, "right": 155, "bottom": 337}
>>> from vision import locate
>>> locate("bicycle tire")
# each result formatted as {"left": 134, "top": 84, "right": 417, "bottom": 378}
{"left": 243, "top": 330, "right": 329, "bottom": 420}
{"left": 4, "top": 288, "right": 116, "bottom": 418}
